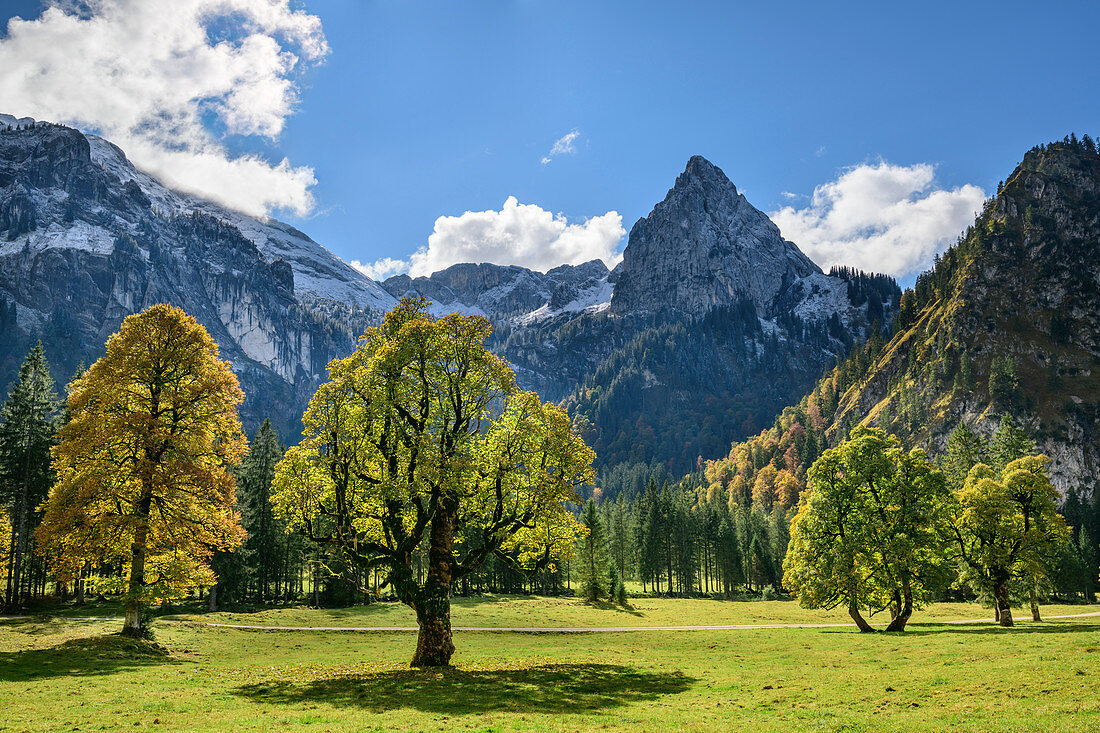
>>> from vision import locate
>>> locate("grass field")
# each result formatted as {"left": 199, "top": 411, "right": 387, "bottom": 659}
{"left": 2, "top": 596, "right": 1098, "bottom": 732}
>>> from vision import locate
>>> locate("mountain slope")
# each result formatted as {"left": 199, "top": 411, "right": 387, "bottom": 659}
{"left": 703, "top": 135, "right": 1100, "bottom": 500}
{"left": 487, "top": 158, "right": 898, "bottom": 471}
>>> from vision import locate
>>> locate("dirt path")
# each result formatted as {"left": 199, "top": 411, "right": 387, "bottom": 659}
{"left": 190, "top": 609, "right": 1100, "bottom": 632}
{"left": 7, "top": 610, "right": 1099, "bottom": 632}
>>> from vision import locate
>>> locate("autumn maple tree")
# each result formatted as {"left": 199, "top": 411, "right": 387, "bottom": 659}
{"left": 37, "top": 304, "right": 246, "bottom": 637}
{"left": 273, "top": 298, "right": 594, "bottom": 667}
{"left": 784, "top": 427, "right": 951, "bottom": 632}
{"left": 953, "top": 455, "right": 1068, "bottom": 626}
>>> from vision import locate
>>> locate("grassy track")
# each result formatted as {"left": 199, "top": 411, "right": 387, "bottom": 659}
{"left": 1, "top": 597, "right": 1098, "bottom": 732}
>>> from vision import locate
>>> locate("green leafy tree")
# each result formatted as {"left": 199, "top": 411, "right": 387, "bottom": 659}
{"left": 952, "top": 455, "right": 1068, "bottom": 626}
{"left": 0, "top": 342, "right": 61, "bottom": 609}
{"left": 784, "top": 428, "right": 951, "bottom": 632}
{"left": 272, "top": 299, "right": 594, "bottom": 667}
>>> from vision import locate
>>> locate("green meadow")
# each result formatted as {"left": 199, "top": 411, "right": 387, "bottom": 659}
{"left": 2, "top": 597, "right": 1097, "bottom": 732}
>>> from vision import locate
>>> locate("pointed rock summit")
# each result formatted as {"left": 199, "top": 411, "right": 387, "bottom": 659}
{"left": 611, "top": 155, "right": 819, "bottom": 316}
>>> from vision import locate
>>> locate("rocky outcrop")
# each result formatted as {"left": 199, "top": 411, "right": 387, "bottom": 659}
{"left": 383, "top": 259, "right": 612, "bottom": 321}
{"left": 0, "top": 117, "right": 381, "bottom": 437}
{"left": 611, "top": 156, "right": 819, "bottom": 317}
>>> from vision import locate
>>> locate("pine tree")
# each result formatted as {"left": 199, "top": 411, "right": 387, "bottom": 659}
{"left": 1078, "top": 525, "right": 1098, "bottom": 602}
{"left": 988, "top": 414, "right": 1036, "bottom": 475}
{"left": 954, "top": 351, "right": 975, "bottom": 395}
{"left": 239, "top": 420, "right": 285, "bottom": 602}
{"left": 0, "top": 342, "right": 60, "bottom": 609}
{"left": 988, "top": 356, "right": 1020, "bottom": 408}
{"left": 578, "top": 499, "right": 607, "bottom": 602}
{"left": 942, "top": 424, "right": 986, "bottom": 490}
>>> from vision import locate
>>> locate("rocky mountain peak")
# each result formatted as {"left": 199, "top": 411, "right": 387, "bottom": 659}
{"left": 610, "top": 155, "right": 819, "bottom": 317}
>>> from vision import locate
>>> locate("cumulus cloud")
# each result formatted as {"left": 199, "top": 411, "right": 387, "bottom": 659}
{"left": 355, "top": 197, "right": 625, "bottom": 280}
{"left": 350, "top": 256, "right": 408, "bottom": 281}
{"left": 0, "top": 0, "right": 328, "bottom": 216}
{"left": 541, "top": 129, "right": 580, "bottom": 165}
{"left": 770, "top": 162, "right": 986, "bottom": 278}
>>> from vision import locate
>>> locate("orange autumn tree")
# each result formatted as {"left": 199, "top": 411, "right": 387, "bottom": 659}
{"left": 37, "top": 304, "right": 246, "bottom": 637}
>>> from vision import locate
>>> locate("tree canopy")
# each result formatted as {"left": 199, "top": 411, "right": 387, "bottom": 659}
{"left": 37, "top": 304, "right": 246, "bottom": 636}
{"left": 784, "top": 427, "right": 950, "bottom": 631}
{"left": 953, "top": 454, "right": 1068, "bottom": 626}
{"left": 272, "top": 298, "right": 595, "bottom": 666}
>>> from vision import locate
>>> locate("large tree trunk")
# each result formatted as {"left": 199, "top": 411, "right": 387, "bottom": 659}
{"left": 849, "top": 596, "right": 875, "bottom": 633}
{"left": 411, "top": 500, "right": 457, "bottom": 667}
{"left": 122, "top": 537, "right": 147, "bottom": 637}
{"left": 208, "top": 584, "right": 218, "bottom": 612}
{"left": 884, "top": 581, "right": 913, "bottom": 632}
{"left": 121, "top": 490, "right": 153, "bottom": 638}
{"left": 1030, "top": 586, "right": 1041, "bottom": 622}
{"left": 995, "top": 579, "right": 1013, "bottom": 627}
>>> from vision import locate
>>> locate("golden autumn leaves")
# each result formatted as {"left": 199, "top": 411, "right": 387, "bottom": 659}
{"left": 37, "top": 304, "right": 246, "bottom": 635}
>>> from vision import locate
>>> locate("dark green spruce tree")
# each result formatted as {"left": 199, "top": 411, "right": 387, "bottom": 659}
{"left": 578, "top": 499, "right": 608, "bottom": 602}
{"left": 240, "top": 419, "right": 286, "bottom": 602}
{"left": 0, "top": 342, "right": 61, "bottom": 609}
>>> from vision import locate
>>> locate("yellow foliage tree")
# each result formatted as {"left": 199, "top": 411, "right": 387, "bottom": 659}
{"left": 37, "top": 304, "right": 246, "bottom": 637}
{"left": 272, "top": 298, "right": 594, "bottom": 667}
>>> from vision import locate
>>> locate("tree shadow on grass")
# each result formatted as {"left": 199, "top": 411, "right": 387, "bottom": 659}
{"left": 235, "top": 663, "right": 695, "bottom": 714}
{"left": 0, "top": 633, "right": 174, "bottom": 681}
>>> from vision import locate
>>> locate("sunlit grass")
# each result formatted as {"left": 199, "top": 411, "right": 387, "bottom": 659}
{"left": 1, "top": 598, "right": 1098, "bottom": 732}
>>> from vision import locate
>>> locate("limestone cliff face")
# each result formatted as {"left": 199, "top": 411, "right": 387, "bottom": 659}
{"left": 0, "top": 117, "right": 381, "bottom": 437}
{"left": 611, "top": 156, "right": 819, "bottom": 317}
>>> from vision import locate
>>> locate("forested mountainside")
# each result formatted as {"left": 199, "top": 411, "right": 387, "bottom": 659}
{"left": 701, "top": 135, "right": 1100, "bottom": 503}
{"left": 0, "top": 116, "right": 387, "bottom": 437}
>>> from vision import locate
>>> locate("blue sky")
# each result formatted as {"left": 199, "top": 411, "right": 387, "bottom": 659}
{"left": 2, "top": 0, "right": 1098, "bottom": 283}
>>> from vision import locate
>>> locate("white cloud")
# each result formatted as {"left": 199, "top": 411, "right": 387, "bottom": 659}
{"left": 356, "top": 197, "right": 625, "bottom": 280}
{"left": 0, "top": 0, "right": 328, "bottom": 217}
{"left": 770, "top": 161, "right": 986, "bottom": 278}
{"left": 540, "top": 129, "right": 580, "bottom": 165}
{"left": 350, "top": 256, "right": 407, "bottom": 281}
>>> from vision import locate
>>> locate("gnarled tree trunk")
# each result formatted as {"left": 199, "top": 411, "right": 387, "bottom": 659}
{"left": 849, "top": 595, "right": 875, "bottom": 633}
{"left": 411, "top": 500, "right": 457, "bottom": 667}
{"left": 122, "top": 536, "right": 147, "bottom": 637}
{"left": 122, "top": 489, "right": 153, "bottom": 638}
{"left": 884, "top": 581, "right": 913, "bottom": 632}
